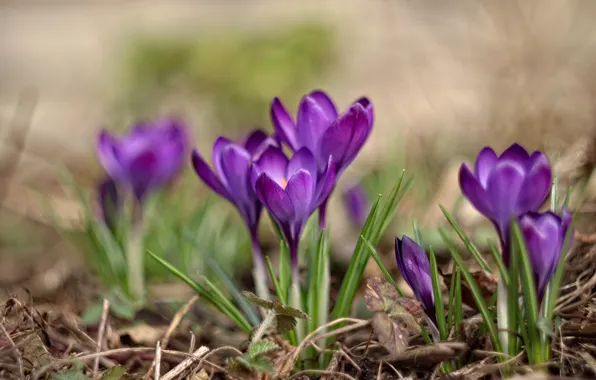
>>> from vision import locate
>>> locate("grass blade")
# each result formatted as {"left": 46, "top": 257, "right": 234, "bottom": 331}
{"left": 439, "top": 230, "right": 501, "bottom": 352}
{"left": 487, "top": 238, "right": 509, "bottom": 285}
{"left": 361, "top": 236, "right": 403, "bottom": 296}
{"left": 429, "top": 246, "right": 447, "bottom": 340}
{"left": 330, "top": 195, "right": 381, "bottom": 320}
{"left": 147, "top": 250, "right": 252, "bottom": 333}
{"left": 182, "top": 230, "right": 260, "bottom": 326}
{"left": 440, "top": 205, "right": 491, "bottom": 272}
{"left": 510, "top": 220, "right": 541, "bottom": 363}
{"left": 265, "top": 256, "right": 285, "bottom": 303}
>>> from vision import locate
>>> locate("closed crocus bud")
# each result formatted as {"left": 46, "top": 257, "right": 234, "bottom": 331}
{"left": 342, "top": 182, "right": 370, "bottom": 228}
{"left": 459, "top": 143, "right": 552, "bottom": 264}
{"left": 395, "top": 236, "right": 436, "bottom": 327}
{"left": 271, "top": 90, "right": 374, "bottom": 179}
{"left": 251, "top": 145, "right": 336, "bottom": 273}
{"left": 98, "top": 177, "right": 120, "bottom": 233}
{"left": 96, "top": 118, "right": 189, "bottom": 202}
{"left": 520, "top": 207, "right": 573, "bottom": 303}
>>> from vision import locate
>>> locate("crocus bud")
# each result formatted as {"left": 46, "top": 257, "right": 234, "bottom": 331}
{"left": 520, "top": 207, "right": 573, "bottom": 302}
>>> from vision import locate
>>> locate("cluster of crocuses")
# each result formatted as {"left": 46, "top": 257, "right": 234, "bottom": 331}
{"left": 95, "top": 90, "right": 374, "bottom": 303}
{"left": 395, "top": 143, "right": 573, "bottom": 335}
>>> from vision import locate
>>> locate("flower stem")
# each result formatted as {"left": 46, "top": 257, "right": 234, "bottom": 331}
{"left": 251, "top": 233, "right": 271, "bottom": 316}
{"left": 318, "top": 200, "right": 328, "bottom": 231}
{"left": 127, "top": 207, "right": 146, "bottom": 307}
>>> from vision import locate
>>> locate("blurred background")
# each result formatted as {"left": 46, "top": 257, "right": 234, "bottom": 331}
{"left": 1, "top": 0, "right": 596, "bottom": 315}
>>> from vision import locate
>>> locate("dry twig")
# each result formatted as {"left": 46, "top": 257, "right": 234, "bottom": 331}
{"left": 92, "top": 299, "right": 110, "bottom": 379}
{"left": 0, "top": 323, "right": 24, "bottom": 378}
{"left": 144, "top": 295, "right": 199, "bottom": 380}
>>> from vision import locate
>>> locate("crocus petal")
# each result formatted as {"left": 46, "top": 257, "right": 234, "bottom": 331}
{"left": 459, "top": 163, "right": 493, "bottom": 218}
{"left": 243, "top": 129, "right": 270, "bottom": 156}
{"left": 212, "top": 136, "right": 232, "bottom": 186}
{"left": 287, "top": 148, "right": 318, "bottom": 180}
{"left": 155, "top": 121, "right": 188, "bottom": 183}
{"left": 560, "top": 206, "right": 574, "bottom": 248}
{"left": 285, "top": 169, "right": 315, "bottom": 221}
{"left": 520, "top": 212, "right": 561, "bottom": 300}
{"left": 255, "top": 174, "right": 294, "bottom": 222}
{"left": 341, "top": 104, "right": 372, "bottom": 173}
{"left": 518, "top": 152, "right": 552, "bottom": 212}
{"left": 191, "top": 150, "right": 231, "bottom": 199}
{"left": 319, "top": 103, "right": 369, "bottom": 174}
{"left": 219, "top": 145, "right": 253, "bottom": 205}
{"left": 395, "top": 236, "right": 435, "bottom": 318}
{"left": 271, "top": 98, "right": 299, "bottom": 150}
{"left": 342, "top": 182, "right": 370, "bottom": 227}
{"left": 486, "top": 160, "right": 526, "bottom": 228}
{"left": 314, "top": 157, "right": 337, "bottom": 208}
{"left": 308, "top": 90, "right": 339, "bottom": 121}
{"left": 474, "top": 147, "right": 498, "bottom": 188}
{"left": 128, "top": 149, "right": 159, "bottom": 200}
{"left": 355, "top": 97, "right": 374, "bottom": 127}
{"left": 297, "top": 94, "right": 337, "bottom": 153}
{"left": 252, "top": 146, "right": 289, "bottom": 188}
{"left": 97, "top": 130, "right": 124, "bottom": 180}
{"left": 499, "top": 143, "right": 530, "bottom": 165}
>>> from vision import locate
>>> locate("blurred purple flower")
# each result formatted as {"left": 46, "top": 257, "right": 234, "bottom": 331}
{"left": 395, "top": 236, "right": 436, "bottom": 327}
{"left": 459, "top": 143, "right": 552, "bottom": 264}
{"left": 342, "top": 183, "right": 370, "bottom": 228}
{"left": 191, "top": 129, "right": 276, "bottom": 239}
{"left": 96, "top": 118, "right": 189, "bottom": 202}
{"left": 271, "top": 90, "right": 373, "bottom": 178}
{"left": 251, "top": 145, "right": 336, "bottom": 272}
{"left": 520, "top": 207, "right": 573, "bottom": 302}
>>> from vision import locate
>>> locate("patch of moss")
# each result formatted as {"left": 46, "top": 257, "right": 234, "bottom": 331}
{"left": 120, "top": 23, "right": 336, "bottom": 134}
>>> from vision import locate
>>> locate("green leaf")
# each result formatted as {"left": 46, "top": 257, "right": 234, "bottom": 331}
{"left": 439, "top": 229, "right": 501, "bottom": 352}
{"left": 265, "top": 256, "right": 285, "bottom": 304}
{"left": 440, "top": 205, "right": 491, "bottom": 272}
{"left": 241, "top": 291, "right": 309, "bottom": 320}
{"left": 249, "top": 340, "right": 280, "bottom": 359}
{"left": 361, "top": 236, "right": 404, "bottom": 296}
{"left": 182, "top": 230, "right": 260, "bottom": 326}
{"left": 487, "top": 238, "right": 509, "bottom": 285}
{"left": 148, "top": 250, "right": 252, "bottom": 333}
{"left": 249, "top": 356, "right": 275, "bottom": 373}
{"left": 506, "top": 236, "right": 520, "bottom": 358}
{"left": 511, "top": 219, "right": 541, "bottom": 364}
{"left": 50, "top": 362, "right": 90, "bottom": 380}
{"left": 429, "top": 246, "right": 447, "bottom": 340}
{"left": 278, "top": 239, "right": 292, "bottom": 304}
{"left": 80, "top": 302, "right": 104, "bottom": 325}
{"left": 99, "top": 366, "right": 127, "bottom": 380}
{"left": 330, "top": 195, "right": 381, "bottom": 321}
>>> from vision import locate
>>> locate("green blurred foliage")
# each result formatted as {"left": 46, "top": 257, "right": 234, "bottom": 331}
{"left": 120, "top": 23, "right": 336, "bottom": 134}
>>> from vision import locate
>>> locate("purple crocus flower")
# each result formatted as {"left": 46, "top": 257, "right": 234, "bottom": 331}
{"left": 191, "top": 129, "right": 277, "bottom": 303}
{"left": 459, "top": 143, "right": 552, "bottom": 264}
{"left": 520, "top": 207, "right": 573, "bottom": 302}
{"left": 191, "top": 129, "right": 276, "bottom": 242}
{"left": 395, "top": 236, "right": 436, "bottom": 327}
{"left": 342, "top": 182, "right": 370, "bottom": 228}
{"left": 271, "top": 90, "right": 374, "bottom": 227}
{"left": 96, "top": 118, "right": 189, "bottom": 201}
{"left": 251, "top": 145, "right": 336, "bottom": 274}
